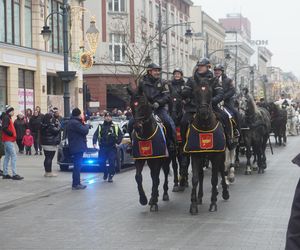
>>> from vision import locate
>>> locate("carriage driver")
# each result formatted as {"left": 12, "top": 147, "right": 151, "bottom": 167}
{"left": 182, "top": 58, "right": 235, "bottom": 149}
{"left": 138, "top": 63, "right": 176, "bottom": 150}
{"left": 213, "top": 64, "right": 240, "bottom": 138}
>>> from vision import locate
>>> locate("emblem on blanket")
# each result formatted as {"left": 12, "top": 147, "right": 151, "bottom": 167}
{"left": 183, "top": 122, "right": 226, "bottom": 153}
{"left": 176, "top": 127, "right": 182, "bottom": 142}
{"left": 132, "top": 124, "right": 168, "bottom": 160}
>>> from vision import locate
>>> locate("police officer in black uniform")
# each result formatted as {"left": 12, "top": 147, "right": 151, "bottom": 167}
{"left": 182, "top": 58, "right": 233, "bottom": 147}
{"left": 138, "top": 63, "right": 176, "bottom": 149}
{"left": 93, "top": 112, "right": 123, "bottom": 182}
{"left": 169, "top": 68, "right": 185, "bottom": 125}
{"left": 214, "top": 64, "right": 240, "bottom": 137}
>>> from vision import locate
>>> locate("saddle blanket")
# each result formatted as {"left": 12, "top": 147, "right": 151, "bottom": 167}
{"left": 132, "top": 124, "right": 168, "bottom": 160}
{"left": 183, "top": 122, "right": 226, "bottom": 153}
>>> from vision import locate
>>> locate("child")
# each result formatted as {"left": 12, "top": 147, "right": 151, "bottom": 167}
{"left": 22, "top": 129, "right": 34, "bottom": 155}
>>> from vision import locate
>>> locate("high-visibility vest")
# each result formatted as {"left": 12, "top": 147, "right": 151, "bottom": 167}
{"left": 98, "top": 123, "right": 119, "bottom": 138}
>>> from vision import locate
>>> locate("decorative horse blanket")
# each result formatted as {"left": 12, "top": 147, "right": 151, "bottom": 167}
{"left": 132, "top": 124, "right": 168, "bottom": 160}
{"left": 183, "top": 122, "right": 226, "bottom": 153}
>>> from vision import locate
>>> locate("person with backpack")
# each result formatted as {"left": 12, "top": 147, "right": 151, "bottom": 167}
{"left": 93, "top": 112, "right": 123, "bottom": 182}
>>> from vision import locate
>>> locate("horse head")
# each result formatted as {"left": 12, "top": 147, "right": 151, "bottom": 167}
{"left": 193, "top": 79, "right": 213, "bottom": 120}
{"left": 240, "top": 90, "right": 257, "bottom": 116}
{"left": 127, "top": 85, "right": 153, "bottom": 132}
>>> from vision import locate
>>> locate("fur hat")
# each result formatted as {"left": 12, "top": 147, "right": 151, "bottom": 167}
{"left": 5, "top": 105, "right": 14, "bottom": 114}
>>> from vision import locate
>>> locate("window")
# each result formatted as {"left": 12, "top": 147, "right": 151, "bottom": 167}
{"left": 149, "top": 1, "right": 153, "bottom": 22}
{"left": 47, "top": 0, "right": 63, "bottom": 54}
{"left": 0, "top": 0, "right": 21, "bottom": 45}
{"left": 24, "top": 0, "right": 32, "bottom": 47}
{"left": 18, "top": 69, "right": 34, "bottom": 113}
{"left": 108, "top": 0, "right": 126, "bottom": 12}
{"left": 109, "top": 34, "right": 126, "bottom": 62}
{"left": 47, "top": 75, "right": 63, "bottom": 95}
{"left": 155, "top": 5, "right": 159, "bottom": 26}
{"left": 0, "top": 67, "right": 7, "bottom": 112}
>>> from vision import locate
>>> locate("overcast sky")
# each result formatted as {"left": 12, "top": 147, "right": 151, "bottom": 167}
{"left": 193, "top": 0, "right": 300, "bottom": 78}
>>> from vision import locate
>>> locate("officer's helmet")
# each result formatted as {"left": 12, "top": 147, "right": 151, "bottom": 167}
{"left": 147, "top": 63, "right": 162, "bottom": 71}
{"left": 214, "top": 64, "right": 224, "bottom": 72}
{"left": 196, "top": 58, "right": 211, "bottom": 68}
{"left": 173, "top": 68, "right": 183, "bottom": 76}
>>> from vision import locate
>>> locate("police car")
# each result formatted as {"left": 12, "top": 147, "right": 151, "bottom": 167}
{"left": 57, "top": 117, "right": 134, "bottom": 171}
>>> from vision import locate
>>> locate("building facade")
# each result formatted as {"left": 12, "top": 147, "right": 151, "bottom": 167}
{"left": 219, "top": 14, "right": 255, "bottom": 90}
{"left": 0, "top": 0, "right": 84, "bottom": 115}
{"left": 83, "top": 0, "right": 194, "bottom": 111}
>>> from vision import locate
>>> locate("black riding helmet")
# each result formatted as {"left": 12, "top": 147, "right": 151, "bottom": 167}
{"left": 196, "top": 58, "right": 211, "bottom": 68}
{"left": 173, "top": 68, "right": 183, "bottom": 76}
{"left": 147, "top": 63, "right": 162, "bottom": 71}
{"left": 214, "top": 64, "right": 224, "bottom": 72}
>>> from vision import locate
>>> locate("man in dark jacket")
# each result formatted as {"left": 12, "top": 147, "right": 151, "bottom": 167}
{"left": 67, "top": 108, "right": 90, "bottom": 190}
{"left": 214, "top": 64, "right": 240, "bottom": 137}
{"left": 14, "top": 113, "right": 27, "bottom": 153}
{"left": 29, "top": 110, "right": 43, "bottom": 155}
{"left": 286, "top": 178, "right": 300, "bottom": 249}
{"left": 138, "top": 63, "right": 176, "bottom": 149}
{"left": 93, "top": 112, "right": 122, "bottom": 182}
{"left": 2, "top": 106, "right": 23, "bottom": 180}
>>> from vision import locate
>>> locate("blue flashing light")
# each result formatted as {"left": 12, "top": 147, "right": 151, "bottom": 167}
{"left": 88, "top": 179, "right": 95, "bottom": 184}
{"left": 87, "top": 160, "right": 94, "bottom": 164}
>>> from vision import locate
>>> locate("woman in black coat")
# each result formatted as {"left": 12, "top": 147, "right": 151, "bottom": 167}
{"left": 14, "top": 114, "right": 27, "bottom": 153}
{"left": 40, "top": 113, "right": 61, "bottom": 177}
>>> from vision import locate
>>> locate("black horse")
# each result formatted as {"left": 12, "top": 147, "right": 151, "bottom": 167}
{"left": 184, "top": 79, "right": 229, "bottom": 215}
{"left": 169, "top": 94, "right": 187, "bottom": 192}
{"left": 266, "top": 102, "right": 287, "bottom": 146}
{"left": 239, "top": 89, "right": 271, "bottom": 174}
{"left": 128, "top": 87, "right": 171, "bottom": 212}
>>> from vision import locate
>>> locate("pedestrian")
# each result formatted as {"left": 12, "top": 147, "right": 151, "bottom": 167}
{"left": 40, "top": 113, "right": 61, "bottom": 177}
{"left": 22, "top": 129, "right": 34, "bottom": 155}
{"left": 93, "top": 112, "right": 123, "bottom": 182}
{"left": 25, "top": 108, "right": 32, "bottom": 126}
{"left": 0, "top": 112, "right": 5, "bottom": 176}
{"left": 1, "top": 105, "right": 24, "bottom": 180}
{"left": 67, "top": 108, "right": 90, "bottom": 190}
{"left": 14, "top": 113, "right": 27, "bottom": 153}
{"left": 29, "top": 110, "right": 43, "bottom": 155}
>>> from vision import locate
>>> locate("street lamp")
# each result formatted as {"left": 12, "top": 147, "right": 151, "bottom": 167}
{"left": 41, "top": 2, "right": 99, "bottom": 117}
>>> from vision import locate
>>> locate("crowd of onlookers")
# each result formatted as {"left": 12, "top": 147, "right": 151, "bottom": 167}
{"left": 88, "top": 107, "right": 133, "bottom": 120}
{"left": 0, "top": 105, "right": 63, "bottom": 180}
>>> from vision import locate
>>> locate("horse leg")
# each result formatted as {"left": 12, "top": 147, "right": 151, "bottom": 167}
{"left": 245, "top": 142, "right": 252, "bottom": 175}
{"left": 228, "top": 149, "right": 236, "bottom": 184}
{"left": 179, "top": 153, "right": 190, "bottom": 191}
{"left": 148, "top": 160, "right": 161, "bottom": 212}
{"left": 235, "top": 144, "right": 240, "bottom": 167}
{"left": 171, "top": 151, "right": 180, "bottom": 192}
{"left": 197, "top": 159, "right": 204, "bottom": 205}
{"left": 162, "top": 157, "right": 171, "bottom": 201}
{"left": 218, "top": 153, "right": 229, "bottom": 200}
{"left": 190, "top": 156, "right": 199, "bottom": 215}
{"left": 135, "top": 160, "right": 147, "bottom": 206}
{"left": 209, "top": 158, "right": 219, "bottom": 212}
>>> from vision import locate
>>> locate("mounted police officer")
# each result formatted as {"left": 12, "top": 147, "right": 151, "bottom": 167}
{"left": 93, "top": 112, "right": 123, "bottom": 182}
{"left": 138, "top": 63, "right": 176, "bottom": 150}
{"left": 214, "top": 64, "right": 240, "bottom": 138}
{"left": 182, "top": 58, "right": 234, "bottom": 148}
{"left": 169, "top": 68, "right": 185, "bottom": 125}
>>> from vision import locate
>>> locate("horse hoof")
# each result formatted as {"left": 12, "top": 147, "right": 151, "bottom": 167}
{"left": 252, "top": 166, "right": 258, "bottom": 171}
{"left": 197, "top": 198, "right": 202, "bottom": 205}
{"left": 228, "top": 177, "right": 235, "bottom": 184}
{"left": 172, "top": 185, "right": 180, "bottom": 192}
{"left": 209, "top": 203, "right": 217, "bottom": 212}
{"left": 150, "top": 204, "right": 158, "bottom": 212}
{"left": 162, "top": 193, "right": 169, "bottom": 201}
{"left": 139, "top": 194, "right": 148, "bottom": 206}
{"left": 190, "top": 204, "right": 198, "bottom": 215}
{"left": 222, "top": 190, "right": 230, "bottom": 201}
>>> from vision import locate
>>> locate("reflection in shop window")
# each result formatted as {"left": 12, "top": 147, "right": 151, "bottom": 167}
{"left": 47, "top": 75, "right": 64, "bottom": 95}
{"left": 18, "top": 69, "right": 34, "bottom": 113}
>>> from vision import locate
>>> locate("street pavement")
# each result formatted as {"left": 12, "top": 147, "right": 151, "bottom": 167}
{"left": 0, "top": 136, "right": 299, "bottom": 250}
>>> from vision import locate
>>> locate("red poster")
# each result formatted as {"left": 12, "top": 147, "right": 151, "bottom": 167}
{"left": 138, "top": 140, "right": 153, "bottom": 157}
{"left": 199, "top": 133, "right": 214, "bottom": 149}
{"left": 176, "top": 127, "right": 182, "bottom": 141}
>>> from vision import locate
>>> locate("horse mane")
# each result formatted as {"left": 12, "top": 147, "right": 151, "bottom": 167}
{"left": 246, "top": 93, "right": 258, "bottom": 113}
